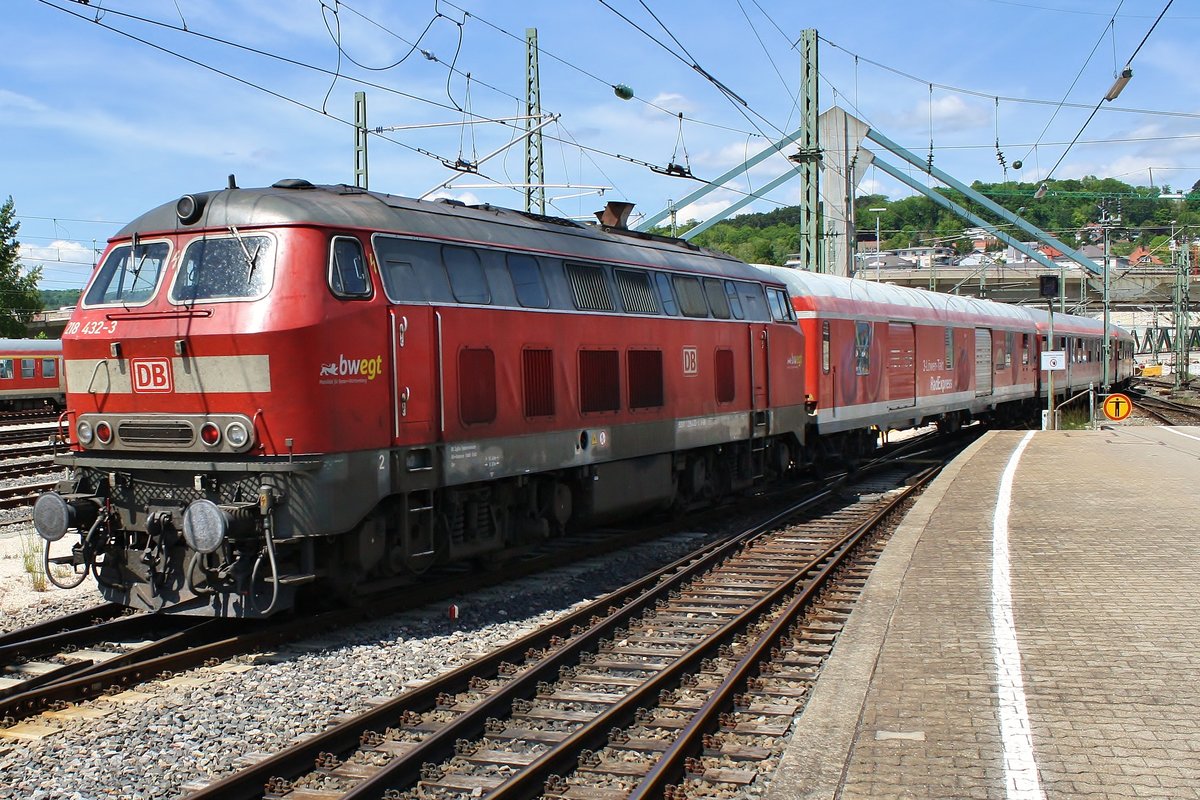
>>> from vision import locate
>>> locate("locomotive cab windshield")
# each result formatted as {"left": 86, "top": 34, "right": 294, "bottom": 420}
{"left": 171, "top": 232, "right": 275, "bottom": 303}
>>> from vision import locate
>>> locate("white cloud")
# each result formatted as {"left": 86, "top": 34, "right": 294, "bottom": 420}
{"left": 882, "top": 94, "right": 991, "bottom": 134}
{"left": 19, "top": 240, "right": 97, "bottom": 271}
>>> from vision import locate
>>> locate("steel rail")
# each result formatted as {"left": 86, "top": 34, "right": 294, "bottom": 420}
{"left": 0, "top": 612, "right": 212, "bottom": 701}
{"left": 454, "top": 474, "right": 932, "bottom": 800}
{"left": 0, "top": 603, "right": 124, "bottom": 648}
{"left": 185, "top": 487, "right": 841, "bottom": 799}
{"left": 2, "top": 497, "right": 825, "bottom": 727}
{"left": 627, "top": 465, "right": 939, "bottom": 798}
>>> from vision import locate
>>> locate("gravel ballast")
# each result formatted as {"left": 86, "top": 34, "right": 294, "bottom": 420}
{"left": 0, "top": 527, "right": 724, "bottom": 800}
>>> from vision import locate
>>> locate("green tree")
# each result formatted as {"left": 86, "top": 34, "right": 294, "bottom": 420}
{"left": 0, "top": 197, "right": 45, "bottom": 337}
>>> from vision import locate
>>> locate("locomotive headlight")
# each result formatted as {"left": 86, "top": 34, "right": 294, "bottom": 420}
{"left": 95, "top": 421, "right": 113, "bottom": 445}
{"left": 183, "top": 499, "right": 230, "bottom": 554}
{"left": 225, "top": 421, "right": 250, "bottom": 449}
{"left": 76, "top": 420, "right": 94, "bottom": 445}
{"left": 33, "top": 493, "right": 71, "bottom": 542}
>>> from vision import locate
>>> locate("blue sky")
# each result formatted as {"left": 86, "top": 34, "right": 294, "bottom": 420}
{"left": 3, "top": 0, "right": 1196, "bottom": 291}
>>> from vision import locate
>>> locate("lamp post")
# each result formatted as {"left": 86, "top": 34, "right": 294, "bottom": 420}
{"left": 1100, "top": 202, "right": 1118, "bottom": 393}
{"left": 869, "top": 207, "right": 886, "bottom": 281}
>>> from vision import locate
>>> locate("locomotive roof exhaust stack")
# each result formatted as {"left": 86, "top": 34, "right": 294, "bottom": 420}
{"left": 596, "top": 201, "right": 635, "bottom": 230}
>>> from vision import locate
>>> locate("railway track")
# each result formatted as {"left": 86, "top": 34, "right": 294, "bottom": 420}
{"left": 0, "top": 423, "right": 58, "bottom": 447}
{"left": 0, "top": 475, "right": 839, "bottom": 727}
{"left": 0, "top": 442, "right": 55, "bottom": 461}
{"left": 181, "top": 461, "right": 938, "bottom": 800}
{"left": 0, "top": 408, "right": 59, "bottom": 425}
{"left": 0, "top": 477, "right": 58, "bottom": 511}
{"left": 1129, "top": 389, "right": 1200, "bottom": 425}
{"left": 0, "top": 606, "right": 215, "bottom": 704}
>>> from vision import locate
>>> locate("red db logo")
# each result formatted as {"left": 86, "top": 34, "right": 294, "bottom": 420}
{"left": 132, "top": 358, "right": 173, "bottom": 393}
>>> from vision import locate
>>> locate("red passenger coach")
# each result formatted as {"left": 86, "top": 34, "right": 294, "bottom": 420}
{"left": 0, "top": 339, "right": 65, "bottom": 409}
{"left": 35, "top": 181, "right": 811, "bottom": 617}
{"left": 1025, "top": 307, "right": 1135, "bottom": 396}
{"left": 756, "top": 268, "right": 1041, "bottom": 446}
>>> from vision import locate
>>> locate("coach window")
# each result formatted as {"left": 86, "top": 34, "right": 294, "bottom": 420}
{"left": 566, "top": 263, "right": 614, "bottom": 311}
{"left": 723, "top": 282, "right": 745, "bottom": 320}
{"left": 83, "top": 241, "right": 170, "bottom": 307}
{"left": 822, "top": 321, "right": 831, "bottom": 373}
{"left": 329, "top": 236, "right": 371, "bottom": 298}
{"left": 673, "top": 276, "right": 709, "bottom": 318}
{"left": 615, "top": 269, "right": 659, "bottom": 314}
{"left": 1021, "top": 334, "right": 1030, "bottom": 365}
{"left": 703, "top": 279, "right": 731, "bottom": 319}
{"left": 20, "top": 359, "right": 34, "bottom": 379}
{"left": 507, "top": 254, "right": 549, "bottom": 308}
{"left": 172, "top": 234, "right": 275, "bottom": 303}
{"left": 654, "top": 273, "right": 679, "bottom": 316}
{"left": 0, "top": 360, "right": 11, "bottom": 379}
{"left": 443, "top": 246, "right": 491, "bottom": 304}
{"left": 944, "top": 328, "right": 954, "bottom": 370}
{"left": 41, "top": 359, "right": 56, "bottom": 379}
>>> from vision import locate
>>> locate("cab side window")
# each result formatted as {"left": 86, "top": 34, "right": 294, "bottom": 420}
{"left": 329, "top": 237, "right": 371, "bottom": 298}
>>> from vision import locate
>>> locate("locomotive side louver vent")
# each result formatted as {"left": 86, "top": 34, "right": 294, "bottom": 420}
{"left": 566, "top": 263, "right": 614, "bottom": 311}
{"left": 615, "top": 269, "right": 659, "bottom": 314}
{"left": 459, "top": 348, "right": 497, "bottom": 425}
{"left": 117, "top": 420, "right": 195, "bottom": 446}
{"left": 628, "top": 350, "right": 664, "bottom": 409}
{"left": 715, "top": 349, "right": 736, "bottom": 404}
{"left": 523, "top": 349, "right": 555, "bottom": 418}
{"left": 579, "top": 350, "right": 620, "bottom": 413}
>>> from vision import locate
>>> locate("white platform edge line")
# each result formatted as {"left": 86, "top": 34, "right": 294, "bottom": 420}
{"left": 1161, "top": 426, "right": 1200, "bottom": 442}
{"left": 991, "top": 429, "right": 1045, "bottom": 800}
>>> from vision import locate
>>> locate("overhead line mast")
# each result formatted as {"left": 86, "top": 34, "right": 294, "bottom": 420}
{"left": 525, "top": 28, "right": 546, "bottom": 215}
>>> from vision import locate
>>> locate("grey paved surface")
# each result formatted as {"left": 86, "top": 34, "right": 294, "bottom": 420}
{"left": 767, "top": 427, "right": 1200, "bottom": 800}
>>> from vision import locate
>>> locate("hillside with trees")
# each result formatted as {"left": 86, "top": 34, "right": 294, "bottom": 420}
{"left": 664, "top": 177, "right": 1200, "bottom": 265}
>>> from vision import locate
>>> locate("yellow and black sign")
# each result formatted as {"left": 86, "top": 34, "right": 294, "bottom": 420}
{"left": 1102, "top": 393, "right": 1133, "bottom": 422}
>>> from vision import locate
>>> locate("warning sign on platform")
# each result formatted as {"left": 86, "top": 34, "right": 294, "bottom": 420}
{"left": 1102, "top": 393, "right": 1133, "bottom": 422}
{"left": 1041, "top": 350, "right": 1066, "bottom": 371}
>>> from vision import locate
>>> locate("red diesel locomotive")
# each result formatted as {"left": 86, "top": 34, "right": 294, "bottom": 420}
{"left": 34, "top": 181, "right": 811, "bottom": 616}
{"left": 32, "top": 180, "right": 1133, "bottom": 617}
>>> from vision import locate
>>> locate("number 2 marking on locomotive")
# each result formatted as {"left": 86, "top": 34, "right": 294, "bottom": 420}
{"left": 682, "top": 346, "right": 698, "bottom": 376}
{"left": 378, "top": 453, "right": 386, "bottom": 470}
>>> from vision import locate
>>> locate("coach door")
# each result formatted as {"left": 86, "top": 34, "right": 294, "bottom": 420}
{"left": 389, "top": 306, "right": 438, "bottom": 443}
{"left": 749, "top": 324, "right": 770, "bottom": 430}
{"left": 974, "top": 328, "right": 993, "bottom": 396}
{"left": 886, "top": 322, "right": 916, "bottom": 408}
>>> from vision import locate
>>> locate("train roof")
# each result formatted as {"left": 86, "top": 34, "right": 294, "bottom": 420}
{"left": 115, "top": 180, "right": 774, "bottom": 284}
{"left": 1023, "top": 306, "right": 1131, "bottom": 339}
{"left": 754, "top": 266, "right": 1035, "bottom": 328}
{"left": 0, "top": 338, "right": 61, "bottom": 354}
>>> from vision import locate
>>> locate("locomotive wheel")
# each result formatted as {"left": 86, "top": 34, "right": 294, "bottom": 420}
{"left": 543, "top": 481, "right": 572, "bottom": 534}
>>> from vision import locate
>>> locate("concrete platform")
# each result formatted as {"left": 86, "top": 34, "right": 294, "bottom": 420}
{"left": 768, "top": 427, "right": 1200, "bottom": 800}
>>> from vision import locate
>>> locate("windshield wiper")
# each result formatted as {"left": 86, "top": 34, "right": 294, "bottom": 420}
{"left": 228, "top": 225, "right": 261, "bottom": 282}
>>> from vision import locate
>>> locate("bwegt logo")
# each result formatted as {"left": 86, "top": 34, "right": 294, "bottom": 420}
{"left": 320, "top": 355, "right": 384, "bottom": 381}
